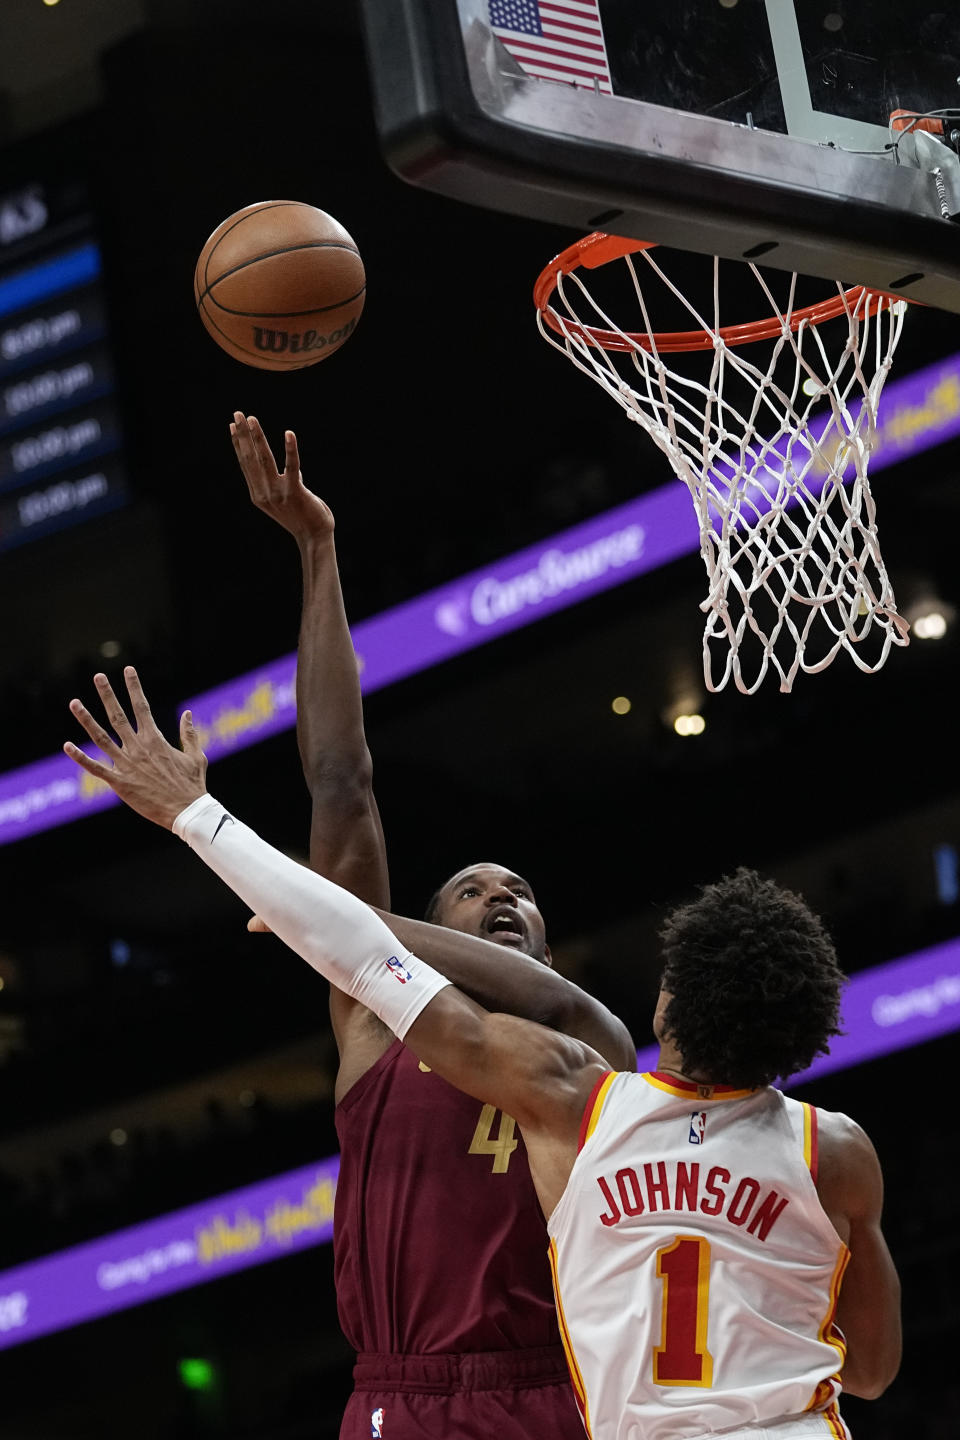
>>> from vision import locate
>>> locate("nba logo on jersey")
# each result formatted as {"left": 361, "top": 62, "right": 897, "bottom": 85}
{"left": 385, "top": 955, "right": 412, "bottom": 984}
{"left": 688, "top": 1111, "right": 707, "bottom": 1144}
{"left": 371, "top": 1406, "right": 385, "bottom": 1437}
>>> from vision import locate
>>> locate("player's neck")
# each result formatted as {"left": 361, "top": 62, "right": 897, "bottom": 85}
{"left": 655, "top": 1042, "right": 714, "bottom": 1089}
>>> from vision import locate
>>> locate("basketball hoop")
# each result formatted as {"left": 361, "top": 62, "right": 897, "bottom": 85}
{"left": 534, "top": 233, "right": 912, "bottom": 694}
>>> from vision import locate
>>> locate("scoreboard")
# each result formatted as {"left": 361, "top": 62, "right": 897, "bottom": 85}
{"left": 0, "top": 178, "right": 129, "bottom": 553}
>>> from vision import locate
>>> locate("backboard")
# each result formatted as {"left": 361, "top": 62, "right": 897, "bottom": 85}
{"left": 359, "top": 0, "right": 960, "bottom": 312}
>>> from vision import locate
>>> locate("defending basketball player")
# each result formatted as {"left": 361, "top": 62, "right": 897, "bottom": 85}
{"left": 64, "top": 673, "right": 901, "bottom": 1440}
{"left": 228, "top": 411, "right": 635, "bottom": 1439}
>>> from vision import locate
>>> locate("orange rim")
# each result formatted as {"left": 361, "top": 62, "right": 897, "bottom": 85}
{"left": 534, "top": 232, "right": 906, "bottom": 354}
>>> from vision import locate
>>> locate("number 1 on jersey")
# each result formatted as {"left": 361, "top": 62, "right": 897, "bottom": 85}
{"left": 654, "top": 1235, "right": 714, "bottom": 1387}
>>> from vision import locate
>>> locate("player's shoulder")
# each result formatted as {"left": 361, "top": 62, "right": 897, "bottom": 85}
{"left": 813, "top": 1106, "right": 883, "bottom": 1213}
{"left": 815, "top": 1106, "right": 875, "bottom": 1155}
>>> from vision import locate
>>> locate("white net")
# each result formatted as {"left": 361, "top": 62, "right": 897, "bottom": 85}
{"left": 536, "top": 243, "right": 911, "bottom": 694}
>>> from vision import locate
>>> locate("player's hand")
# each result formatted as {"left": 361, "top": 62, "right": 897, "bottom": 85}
{"left": 247, "top": 914, "right": 273, "bottom": 934}
{"left": 230, "top": 412, "right": 335, "bottom": 543}
{"left": 64, "top": 667, "right": 208, "bottom": 830}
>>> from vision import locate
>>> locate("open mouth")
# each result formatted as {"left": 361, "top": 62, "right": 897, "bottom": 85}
{"left": 484, "top": 910, "right": 526, "bottom": 946}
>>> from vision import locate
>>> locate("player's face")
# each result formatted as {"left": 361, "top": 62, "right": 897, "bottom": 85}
{"left": 436, "top": 863, "right": 551, "bottom": 965}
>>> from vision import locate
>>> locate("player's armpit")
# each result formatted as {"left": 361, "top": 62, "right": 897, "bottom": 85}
{"left": 817, "top": 1113, "right": 901, "bottom": 1400}
{"left": 376, "top": 910, "right": 637, "bottom": 1072}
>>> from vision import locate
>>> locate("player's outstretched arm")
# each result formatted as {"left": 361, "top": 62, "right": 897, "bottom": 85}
{"left": 64, "top": 668, "right": 599, "bottom": 1212}
{"left": 816, "top": 1111, "right": 902, "bottom": 1400}
{"left": 371, "top": 910, "right": 636, "bottom": 1072}
{"left": 229, "top": 412, "right": 390, "bottom": 910}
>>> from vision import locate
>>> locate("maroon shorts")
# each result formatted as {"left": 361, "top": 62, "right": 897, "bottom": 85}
{"left": 341, "top": 1346, "right": 585, "bottom": 1440}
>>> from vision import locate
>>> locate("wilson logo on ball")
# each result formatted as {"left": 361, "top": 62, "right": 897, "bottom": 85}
{"left": 251, "top": 317, "right": 358, "bottom": 356}
{"left": 194, "top": 201, "right": 365, "bottom": 371}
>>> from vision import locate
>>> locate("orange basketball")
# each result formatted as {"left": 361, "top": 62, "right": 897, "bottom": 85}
{"left": 193, "top": 201, "right": 365, "bottom": 370}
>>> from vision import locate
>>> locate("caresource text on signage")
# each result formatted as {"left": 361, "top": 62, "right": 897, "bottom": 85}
{"left": 3, "top": 350, "right": 960, "bottom": 846}
{"left": 467, "top": 527, "right": 645, "bottom": 627}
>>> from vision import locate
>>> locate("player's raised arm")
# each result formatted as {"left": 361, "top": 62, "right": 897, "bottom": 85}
{"left": 229, "top": 412, "right": 390, "bottom": 909}
{"left": 230, "top": 417, "right": 635, "bottom": 1071}
{"left": 815, "top": 1110, "right": 902, "bottom": 1399}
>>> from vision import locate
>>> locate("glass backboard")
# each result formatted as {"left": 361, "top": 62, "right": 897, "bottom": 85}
{"left": 359, "top": 0, "right": 960, "bottom": 311}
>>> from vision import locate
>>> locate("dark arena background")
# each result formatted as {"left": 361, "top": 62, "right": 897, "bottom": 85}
{"left": 0, "top": 2, "right": 958, "bottom": 1435}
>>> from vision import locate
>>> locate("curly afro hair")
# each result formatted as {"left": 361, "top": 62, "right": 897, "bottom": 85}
{"left": 658, "top": 868, "right": 846, "bottom": 1090}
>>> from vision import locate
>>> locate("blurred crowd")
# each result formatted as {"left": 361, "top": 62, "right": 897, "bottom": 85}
{"left": 0, "top": 1089, "right": 336, "bottom": 1272}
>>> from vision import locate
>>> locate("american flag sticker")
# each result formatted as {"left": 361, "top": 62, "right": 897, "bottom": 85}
{"left": 488, "top": 0, "right": 613, "bottom": 95}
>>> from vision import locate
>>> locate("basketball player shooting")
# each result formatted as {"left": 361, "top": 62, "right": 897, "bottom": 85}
{"left": 65, "top": 669, "right": 900, "bottom": 1440}
{"left": 237, "top": 412, "right": 635, "bottom": 1439}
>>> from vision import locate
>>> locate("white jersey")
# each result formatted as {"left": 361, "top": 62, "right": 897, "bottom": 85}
{"left": 547, "top": 1071, "right": 851, "bottom": 1440}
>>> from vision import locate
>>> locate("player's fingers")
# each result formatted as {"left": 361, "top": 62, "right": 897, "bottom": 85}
{"left": 68, "top": 697, "right": 122, "bottom": 758}
{"left": 283, "top": 429, "right": 301, "bottom": 480}
{"left": 247, "top": 914, "right": 273, "bottom": 934}
{"left": 230, "top": 411, "right": 262, "bottom": 481}
{"left": 66, "top": 707, "right": 117, "bottom": 760}
{"left": 248, "top": 416, "right": 281, "bottom": 481}
{"left": 179, "top": 708, "right": 204, "bottom": 760}
{"left": 231, "top": 411, "right": 256, "bottom": 455}
{"left": 122, "top": 666, "right": 156, "bottom": 732}
{"left": 93, "top": 672, "right": 136, "bottom": 740}
{"left": 62, "top": 741, "right": 112, "bottom": 781}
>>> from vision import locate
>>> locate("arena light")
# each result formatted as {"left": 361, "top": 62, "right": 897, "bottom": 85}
{"left": 913, "top": 610, "right": 948, "bottom": 639}
{"left": 905, "top": 592, "right": 955, "bottom": 640}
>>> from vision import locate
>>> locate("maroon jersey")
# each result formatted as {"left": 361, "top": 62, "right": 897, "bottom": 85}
{"left": 334, "top": 1038, "right": 561, "bottom": 1354}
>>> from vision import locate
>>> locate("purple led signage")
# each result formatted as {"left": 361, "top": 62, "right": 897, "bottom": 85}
{"left": 0, "top": 744, "right": 119, "bottom": 842}
{"left": 2, "top": 351, "right": 960, "bottom": 843}
{"left": 0, "top": 1156, "right": 337, "bottom": 1351}
{"left": 1, "top": 934, "right": 958, "bottom": 1350}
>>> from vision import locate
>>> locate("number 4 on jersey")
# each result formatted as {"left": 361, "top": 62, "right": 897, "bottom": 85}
{"left": 654, "top": 1236, "right": 714, "bottom": 1386}
{"left": 469, "top": 1103, "right": 518, "bottom": 1173}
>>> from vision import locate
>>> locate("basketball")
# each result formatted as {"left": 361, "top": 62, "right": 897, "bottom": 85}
{"left": 193, "top": 201, "right": 365, "bottom": 370}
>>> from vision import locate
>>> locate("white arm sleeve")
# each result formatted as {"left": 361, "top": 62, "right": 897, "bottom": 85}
{"left": 173, "top": 794, "right": 450, "bottom": 1039}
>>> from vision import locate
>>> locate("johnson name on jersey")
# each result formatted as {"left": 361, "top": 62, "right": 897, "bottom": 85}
{"left": 547, "top": 1072, "right": 850, "bottom": 1440}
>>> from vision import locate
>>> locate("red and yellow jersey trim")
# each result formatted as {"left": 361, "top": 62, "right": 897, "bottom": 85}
{"left": 577, "top": 1070, "right": 615, "bottom": 1153}
{"left": 804, "top": 1245, "right": 851, "bottom": 1421}
{"left": 643, "top": 1072, "right": 756, "bottom": 1102}
{"left": 816, "top": 1399, "right": 848, "bottom": 1439}
{"left": 548, "top": 1238, "right": 592, "bottom": 1437}
{"left": 801, "top": 1101, "right": 819, "bottom": 1181}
